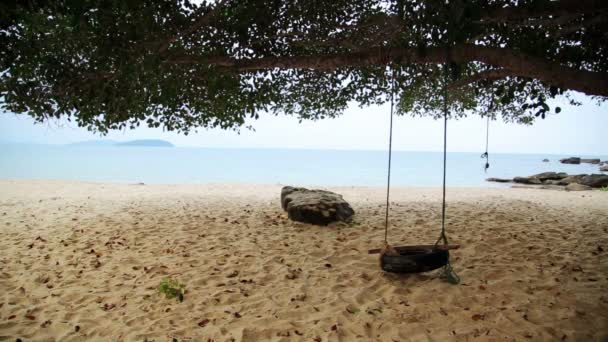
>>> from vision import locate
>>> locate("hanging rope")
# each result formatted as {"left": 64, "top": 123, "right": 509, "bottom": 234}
{"left": 481, "top": 115, "right": 490, "bottom": 172}
{"left": 384, "top": 66, "right": 396, "bottom": 244}
{"left": 435, "top": 61, "right": 450, "bottom": 248}
{"left": 434, "top": 58, "right": 460, "bottom": 285}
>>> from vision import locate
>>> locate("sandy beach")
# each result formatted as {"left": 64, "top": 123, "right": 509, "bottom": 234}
{"left": 0, "top": 180, "right": 607, "bottom": 341}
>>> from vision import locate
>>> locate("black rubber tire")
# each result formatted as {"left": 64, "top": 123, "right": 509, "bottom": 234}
{"left": 380, "top": 247, "right": 449, "bottom": 274}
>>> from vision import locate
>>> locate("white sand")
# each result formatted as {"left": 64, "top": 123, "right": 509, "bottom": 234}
{"left": 0, "top": 180, "right": 607, "bottom": 341}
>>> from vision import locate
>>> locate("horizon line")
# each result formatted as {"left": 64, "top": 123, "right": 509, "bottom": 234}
{"left": 1, "top": 140, "right": 606, "bottom": 157}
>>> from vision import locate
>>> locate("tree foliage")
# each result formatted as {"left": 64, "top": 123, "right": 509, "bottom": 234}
{"left": 1, "top": 0, "right": 606, "bottom": 133}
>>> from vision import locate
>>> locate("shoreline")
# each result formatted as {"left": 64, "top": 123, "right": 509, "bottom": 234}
{"left": 1, "top": 180, "right": 607, "bottom": 340}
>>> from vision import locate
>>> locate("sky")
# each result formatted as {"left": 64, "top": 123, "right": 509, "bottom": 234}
{"left": 0, "top": 92, "right": 606, "bottom": 155}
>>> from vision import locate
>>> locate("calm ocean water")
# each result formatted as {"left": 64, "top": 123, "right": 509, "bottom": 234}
{"left": 0, "top": 144, "right": 605, "bottom": 187}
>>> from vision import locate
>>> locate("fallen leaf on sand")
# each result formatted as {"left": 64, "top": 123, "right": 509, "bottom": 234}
{"left": 102, "top": 303, "right": 116, "bottom": 311}
{"left": 472, "top": 314, "right": 485, "bottom": 321}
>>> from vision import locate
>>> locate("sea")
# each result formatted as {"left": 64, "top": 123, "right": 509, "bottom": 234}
{"left": 0, "top": 144, "right": 605, "bottom": 187}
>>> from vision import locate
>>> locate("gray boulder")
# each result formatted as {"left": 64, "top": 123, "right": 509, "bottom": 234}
{"left": 581, "top": 158, "right": 601, "bottom": 164}
{"left": 513, "top": 176, "right": 542, "bottom": 185}
{"left": 579, "top": 174, "right": 608, "bottom": 188}
{"left": 560, "top": 157, "right": 581, "bottom": 164}
{"left": 542, "top": 159, "right": 550, "bottom": 162}
{"left": 531, "top": 172, "right": 568, "bottom": 181}
{"left": 565, "top": 183, "right": 592, "bottom": 191}
{"left": 280, "top": 186, "right": 354, "bottom": 225}
{"left": 600, "top": 166, "right": 608, "bottom": 172}
{"left": 511, "top": 185, "right": 564, "bottom": 191}
{"left": 486, "top": 177, "right": 512, "bottom": 183}
{"left": 556, "top": 174, "right": 587, "bottom": 185}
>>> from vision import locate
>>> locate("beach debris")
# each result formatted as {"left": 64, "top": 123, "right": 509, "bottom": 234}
{"left": 102, "top": 303, "right": 116, "bottom": 311}
{"left": 291, "top": 294, "right": 307, "bottom": 302}
{"left": 471, "top": 313, "right": 485, "bottom": 321}
{"left": 158, "top": 278, "right": 185, "bottom": 302}
{"left": 280, "top": 186, "right": 354, "bottom": 225}
{"left": 226, "top": 270, "right": 239, "bottom": 278}
{"left": 346, "top": 305, "right": 360, "bottom": 314}
{"left": 197, "top": 318, "right": 210, "bottom": 327}
{"left": 285, "top": 268, "right": 302, "bottom": 280}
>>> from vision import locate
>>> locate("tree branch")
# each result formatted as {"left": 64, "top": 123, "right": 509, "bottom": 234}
{"left": 157, "top": 0, "right": 228, "bottom": 53}
{"left": 168, "top": 44, "right": 608, "bottom": 97}
{"left": 447, "top": 69, "right": 512, "bottom": 90}
{"left": 480, "top": 0, "right": 608, "bottom": 23}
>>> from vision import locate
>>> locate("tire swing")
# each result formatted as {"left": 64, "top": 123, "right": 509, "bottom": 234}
{"left": 368, "top": 62, "right": 461, "bottom": 284}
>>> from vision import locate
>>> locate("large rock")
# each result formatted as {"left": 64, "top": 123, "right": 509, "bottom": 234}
{"left": 600, "top": 166, "right": 608, "bottom": 172}
{"left": 565, "top": 183, "right": 592, "bottom": 191}
{"left": 530, "top": 172, "right": 568, "bottom": 181}
{"left": 578, "top": 174, "right": 608, "bottom": 188}
{"left": 556, "top": 174, "right": 587, "bottom": 185}
{"left": 511, "top": 185, "right": 564, "bottom": 191}
{"left": 486, "top": 177, "right": 512, "bottom": 183}
{"left": 513, "top": 176, "right": 542, "bottom": 185}
{"left": 280, "top": 186, "right": 354, "bottom": 225}
{"left": 542, "top": 159, "right": 550, "bottom": 162}
{"left": 581, "top": 158, "right": 601, "bottom": 164}
{"left": 560, "top": 157, "right": 581, "bottom": 164}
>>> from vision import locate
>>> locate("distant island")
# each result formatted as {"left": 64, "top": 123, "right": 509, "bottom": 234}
{"left": 69, "top": 139, "right": 174, "bottom": 147}
{"left": 115, "top": 139, "right": 174, "bottom": 147}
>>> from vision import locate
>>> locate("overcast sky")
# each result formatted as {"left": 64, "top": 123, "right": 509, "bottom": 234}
{"left": 1, "top": 92, "right": 606, "bottom": 155}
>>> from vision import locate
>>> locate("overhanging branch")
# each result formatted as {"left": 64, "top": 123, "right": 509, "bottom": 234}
{"left": 480, "top": 0, "right": 608, "bottom": 23}
{"left": 447, "top": 69, "right": 512, "bottom": 90}
{"left": 157, "top": 0, "right": 228, "bottom": 53}
{"left": 168, "top": 44, "right": 608, "bottom": 97}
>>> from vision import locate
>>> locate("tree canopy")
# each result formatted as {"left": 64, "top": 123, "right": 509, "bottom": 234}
{"left": 1, "top": 0, "right": 607, "bottom": 133}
